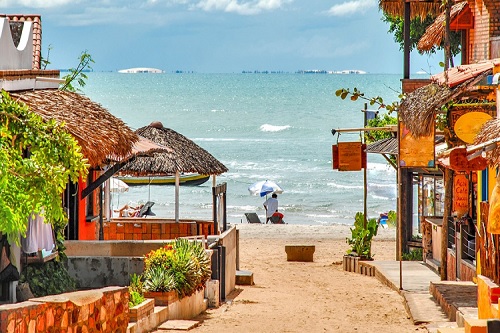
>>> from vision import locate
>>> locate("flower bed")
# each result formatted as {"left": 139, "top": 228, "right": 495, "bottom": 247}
{"left": 143, "top": 290, "right": 178, "bottom": 306}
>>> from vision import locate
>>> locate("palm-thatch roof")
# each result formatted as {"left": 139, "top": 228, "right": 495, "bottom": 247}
{"left": 120, "top": 121, "right": 228, "bottom": 176}
{"left": 399, "top": 65, "right": 493, "bottom": 138}
{"left": 474, "top": 120, "right": 500, "bottom": 166}
{"left": 417, "top": 1, "right": 468, "bottom": 53}
{"left": 9, "top": 89, "right": 138, "bottom": 167}
{"left": 379, "top": 0, "right": 442, "bottom": 19}
{"left": 367, "top": 137, "right": 398, "bottom": 155}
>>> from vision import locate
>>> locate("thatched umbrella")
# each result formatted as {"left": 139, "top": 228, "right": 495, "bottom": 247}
{"left": 417, "top": 1, "right": 468, "bottom": 53}
{"left": 379, "top": 0, "right": 442, "bottom": 20}
{"left": 120, "top": 121, "right": 228, "bottom": 221}
{"left": 10, "top": 89, "right": 138, "bottom": 167}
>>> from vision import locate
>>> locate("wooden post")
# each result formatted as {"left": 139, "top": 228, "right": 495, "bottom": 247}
{"left": 363, "top": 103, "right": 368, "bottom": 238}
{"left": 175, "top": 171, "right": 180, "bottom": 222}
{"left": 403, "top": 0, "right": 410, "bottom": 79}
{"left": 441, "top": 167, "right": 453, "bottom": 280}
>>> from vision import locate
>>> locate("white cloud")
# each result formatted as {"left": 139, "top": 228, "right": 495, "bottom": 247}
{"left": 193, "top": 0, "right": 291, "bottom": 15}
{"left": 0, "top": 0, "right": 75, "bottom": 8}
{"left": 326, "top": 0, "right": 376, "bottom": 16}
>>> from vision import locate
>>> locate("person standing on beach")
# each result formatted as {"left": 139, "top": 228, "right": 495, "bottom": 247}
{"left": 263, "top": 193, "right": 279, "bottom": 224}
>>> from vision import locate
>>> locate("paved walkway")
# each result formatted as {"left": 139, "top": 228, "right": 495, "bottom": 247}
{"left": 369, "top": 261, "right": 468, "bottom": 332}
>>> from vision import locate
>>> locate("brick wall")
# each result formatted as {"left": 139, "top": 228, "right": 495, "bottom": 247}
{"left": 103, "top": 219, "right": 215, "bottom": 240}
{"left": 468, "top": 0, "right": 500, "bottom": 62}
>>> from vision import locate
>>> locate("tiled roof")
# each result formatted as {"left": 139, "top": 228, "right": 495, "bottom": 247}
{"left": 431, "top": 59, "right": 500, "bottom": 88}
{"left": 1, "top": 14, "right": 42, "bottom": 69}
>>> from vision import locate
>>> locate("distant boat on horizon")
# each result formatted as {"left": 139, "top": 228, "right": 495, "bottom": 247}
{"left": 118, "top": 67, "right": 164, "bottom": 73}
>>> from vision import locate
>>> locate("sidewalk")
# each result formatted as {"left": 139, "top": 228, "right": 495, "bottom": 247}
{"left": 369, "top": 261, "right": 477, "bottom": 332}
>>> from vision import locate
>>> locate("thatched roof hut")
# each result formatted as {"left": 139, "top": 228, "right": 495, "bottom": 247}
{"left": 120, "top": 121, "right": 228, "bottom": 176}
{"left": 398, "top": 62, "right": 494, "bottom": 138}
{"left": 379, "top": 0, "right": 442, "bottom": 19}
{"left": 417, "top": 1, "right": 468, "bottom": 53}
{"left": 10, "top": 89, "right": 138, "bottom": 167}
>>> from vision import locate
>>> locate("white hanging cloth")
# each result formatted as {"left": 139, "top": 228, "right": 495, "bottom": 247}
{"left": 21, "top": 212, "right": 55, "bottom": 254}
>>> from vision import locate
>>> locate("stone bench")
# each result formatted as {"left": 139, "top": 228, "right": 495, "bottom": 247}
{"left": 285, "top": 245, "right": 315, "bottom": 262}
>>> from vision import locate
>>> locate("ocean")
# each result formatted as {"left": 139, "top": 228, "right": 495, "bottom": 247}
{"left": 82, "top": 72, "right": 407, "bottom": 226}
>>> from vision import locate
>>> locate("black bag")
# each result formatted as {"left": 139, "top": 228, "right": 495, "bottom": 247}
{"left": 0, "top": 236, "right": 20, "bottom": 282}
{"left": 0, "top": 263, "right": 20, "bottom": 282}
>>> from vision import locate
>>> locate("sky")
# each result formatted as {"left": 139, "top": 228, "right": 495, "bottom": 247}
{"left": 2, "top": 0, "right": 447, "bottom": 74}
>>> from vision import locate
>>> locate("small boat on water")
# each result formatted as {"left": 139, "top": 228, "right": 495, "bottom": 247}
{"left": 117, "top": 173, "right": 210, "bottom": 186}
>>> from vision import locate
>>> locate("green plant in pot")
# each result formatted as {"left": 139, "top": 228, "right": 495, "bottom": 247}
{"left": 346, "top": 212, "right": 379, "bottom": 259}
{"left": 129, "top": 273, "right": 145, "bottom": 307}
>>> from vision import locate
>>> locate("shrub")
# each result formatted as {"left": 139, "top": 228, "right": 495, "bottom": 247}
{"left": 346, "top": 212, "right": 379, "bottom": 259}
{"left": 402, "top": 248, "right": 423, "bottom": 261}
{"left": 141, "top": 239, "right": 212, "bottom": 298}
{"left": 20, "top": 260, "right": 76, "bottom": 297}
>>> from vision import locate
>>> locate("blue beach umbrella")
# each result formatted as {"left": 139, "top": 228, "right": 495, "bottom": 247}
{"left": 248, "top": 180, "right": 284, "bottom": 197}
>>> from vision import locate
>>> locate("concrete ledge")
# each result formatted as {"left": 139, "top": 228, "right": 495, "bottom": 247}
{"left": 285, "top": 245, "right": 315, "bottom": 262}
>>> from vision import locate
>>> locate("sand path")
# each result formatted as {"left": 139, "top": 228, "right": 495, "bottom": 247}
{"left": 180, "top": 224, "right": 428, "bottom": 333}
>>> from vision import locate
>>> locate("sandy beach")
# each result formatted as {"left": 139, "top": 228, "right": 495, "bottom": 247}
{"left": 182, "top": 223, "right": 428, "bottom": 333}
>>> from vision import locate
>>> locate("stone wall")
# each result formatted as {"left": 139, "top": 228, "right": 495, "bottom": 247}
{"left": 0, "top": 286, "right": 128, "bottom": 332}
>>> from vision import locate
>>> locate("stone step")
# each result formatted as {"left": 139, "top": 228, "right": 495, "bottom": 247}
{"left": 236, "top": 270, "right": 254, "bottom": 285}
{"left": 464, "top": 318, "right": 486, "bottom": 333}
{"left": 157, "top": 320, "right": 200, "bottom": 330}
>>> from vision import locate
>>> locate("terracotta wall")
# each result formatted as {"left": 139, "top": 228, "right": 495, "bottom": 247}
{"left": 447, "top": 249, "right": 476, "bottom": 281}
{"left": 460, "top": 261, "right": 477, "bottom": 281}
{"left": 0, "top": 286, "right": 128, "bottom": 333}
{"left": 477, "top": 274, "right": 500, "bottom": 319}
{"left": 103, "top": 219, "right": 215, "bottom": 240}
{"left": 401, "top": 79, "right": 431, "bottom": 94}
{"left": 448, "top": 250, "right": 457, "bottom": 281}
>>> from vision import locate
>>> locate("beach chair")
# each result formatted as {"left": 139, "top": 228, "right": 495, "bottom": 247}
{"left": 244, "top": 213, "right": 262, "bottom": 224}
{"left": 138, "top": 201, "right": 156, "bottom": 217}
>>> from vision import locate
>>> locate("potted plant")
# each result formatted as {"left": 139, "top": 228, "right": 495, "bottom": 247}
{"left": 128, "top": 273, "right": 154, "bottom": 322}
{"left": 344, "top": 212, "right": 379, "bottom": 272}
{"left": 142, "top": 239, "right": 212, "bottom": 306}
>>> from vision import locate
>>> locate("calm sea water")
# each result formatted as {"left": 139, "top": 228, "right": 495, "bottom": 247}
{"left": 82, "top": 72, "right": 407, "bottom": 226}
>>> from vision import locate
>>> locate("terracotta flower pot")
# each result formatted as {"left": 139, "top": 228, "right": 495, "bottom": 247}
{"left": 129, "top": 298, "right": 155, "bottom": 322}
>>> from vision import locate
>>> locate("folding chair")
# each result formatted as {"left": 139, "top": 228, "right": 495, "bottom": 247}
{"left": 138, "top": 201, "right": 156, "bottom": 217}
{"left": 244, "top": 213, "right": 262, "bottom": 224}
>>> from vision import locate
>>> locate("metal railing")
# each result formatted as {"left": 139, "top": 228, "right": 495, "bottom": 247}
{"left": 461, "top": 221, "right": 476, "bottom": 262}
{"left": 447, "top": 217, "right": 456, "bottom": 250}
